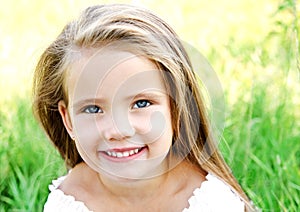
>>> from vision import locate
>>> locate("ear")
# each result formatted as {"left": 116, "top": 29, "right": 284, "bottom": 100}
{"left": 58, "top": 100, "right": 75, "bottom": 139}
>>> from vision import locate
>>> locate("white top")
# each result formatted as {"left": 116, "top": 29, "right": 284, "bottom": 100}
{"left": 44, "top": 173, "right": 245, "bottom": 212}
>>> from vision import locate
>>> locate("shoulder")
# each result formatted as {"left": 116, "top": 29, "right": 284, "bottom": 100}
{"left": 44, "top": 187, "right": 91, "bottom": 212}
{"left": 43, "top": 169, "right": 92, "bottom": 212}
{"left": 183, "top": 173, "right": 245, "bottom": 212}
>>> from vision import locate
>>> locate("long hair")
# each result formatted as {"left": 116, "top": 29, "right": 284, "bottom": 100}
{"left": 33, "top": 4, "right": 253, "bottom": 210}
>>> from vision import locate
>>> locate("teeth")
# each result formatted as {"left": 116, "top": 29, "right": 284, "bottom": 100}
{"left": 105, "top": 148, "right": 142, "bottom": 158}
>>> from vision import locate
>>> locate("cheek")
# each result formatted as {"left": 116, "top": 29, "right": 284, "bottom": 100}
{"left": 134, "top": 108, "right": 173, "bottom": 150}
{"left": 72, "top": 116, "right": 101, "bottom": 148}
{"left": 132, "top": 109, "right": 169, "bottom": 141}
{"left": 130, "top": 112, "right": 151, "bottom": 134}
{"left": 152, "top": 109, "right": 173, "bottom": 150}
{"left": 145, "top": 126, "right": 173, "bottom": 160}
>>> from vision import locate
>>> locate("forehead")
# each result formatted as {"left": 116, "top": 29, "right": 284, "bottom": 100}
{"left": 65, "top": 48, "right": 167, "bottom": 102}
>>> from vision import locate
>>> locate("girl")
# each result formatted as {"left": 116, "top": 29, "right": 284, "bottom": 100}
{"left": 33, "top": 4, "right": 255, "bottom": 211}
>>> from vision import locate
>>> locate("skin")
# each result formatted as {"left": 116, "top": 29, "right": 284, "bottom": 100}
{"left": 58, "top": 47, "right": 206, "bottom": 211}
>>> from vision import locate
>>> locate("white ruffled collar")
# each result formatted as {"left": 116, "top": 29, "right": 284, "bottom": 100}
{"left": 183, "top": 174, "right": 245, "bottom": 211}
{"left": 46, "top": 173, "right": 244, "bottom": 212}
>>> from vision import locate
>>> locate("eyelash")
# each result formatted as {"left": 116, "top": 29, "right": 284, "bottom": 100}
{"left": 133, "top": 99, "right": 151, "bottom": 109}
{"left": 82, "top": 99, "right": 152, "bottom": 114}
{"left": 83, "top": 105, "right": 103, "bottom": 114}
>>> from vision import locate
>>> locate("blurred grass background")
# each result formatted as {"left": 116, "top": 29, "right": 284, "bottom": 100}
{"left": 0, "top": 0, "right": 299, "bottom": 211}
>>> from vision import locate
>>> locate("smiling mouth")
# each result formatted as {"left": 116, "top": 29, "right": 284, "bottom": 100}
{"left": 105, "top": 147, "right": 144, "bottom": 158}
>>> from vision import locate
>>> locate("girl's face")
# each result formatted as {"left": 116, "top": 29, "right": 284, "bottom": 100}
{"left": 59, "top": 48, "right": 173, "bottom": 179}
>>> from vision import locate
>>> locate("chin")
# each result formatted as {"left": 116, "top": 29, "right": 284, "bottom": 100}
{"left": 101, "top": 157, "right": 169, "bottom": 180}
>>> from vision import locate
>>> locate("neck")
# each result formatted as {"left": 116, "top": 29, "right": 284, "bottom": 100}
{"left": 98, "top": 170, "right": 170, "bottom": 203}
{"left": 97, "top": 158, "right": 173, "bottom": 203}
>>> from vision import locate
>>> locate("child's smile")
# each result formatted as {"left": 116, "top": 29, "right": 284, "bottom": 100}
{"left": 59, "top": 47, "right": 173, "bottom": 179}
{"left": 100, "top": 146, "right": 147, "bottom": 162}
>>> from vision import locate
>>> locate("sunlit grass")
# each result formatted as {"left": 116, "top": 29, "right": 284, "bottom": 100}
{"left": 0, "top": 98, "right": 66, "bottom": 211}
{"left": 220, "top": 80, "right": 300, "bottom": 210}
{"left": 0, "top": 0, "right": 299, "bottom": 211}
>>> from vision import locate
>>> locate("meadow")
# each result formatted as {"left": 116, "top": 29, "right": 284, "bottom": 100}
{"left": 0, "top": 0, "right": 299, "bottom": 211}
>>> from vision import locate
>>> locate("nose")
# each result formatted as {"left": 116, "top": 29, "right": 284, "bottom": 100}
{"left": 102, "top": 113, "right": 135, "bottom": 142}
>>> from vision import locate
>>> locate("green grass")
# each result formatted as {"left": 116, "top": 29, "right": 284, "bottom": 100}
{"left": 0, "top": 99, "right": 65, "bottom": 211}
{"left": 215, "top": 1, "right": 300, "bottom": 209}
{"left": 0, "top": 0, "right": 299, "bottom": 211}
{"left": 220, "top": 82, "right": 300, "bottom": 210}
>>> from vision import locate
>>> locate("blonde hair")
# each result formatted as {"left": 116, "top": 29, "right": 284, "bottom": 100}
{"left": 33, "top": 4, "right": 253, "bottom": 210}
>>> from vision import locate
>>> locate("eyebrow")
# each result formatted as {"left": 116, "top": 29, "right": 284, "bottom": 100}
{"left": 71, "top": 98, "right": 105, "bottom": 109}
{"left": 71, "top": 91, "right": 167, "bottom": 108}
{"left": 127, "top": 91, "right": 167, "bottom": 100}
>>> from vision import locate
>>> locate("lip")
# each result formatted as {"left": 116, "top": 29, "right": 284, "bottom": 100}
{"left": 99, "top": 146, "right": 147, "bottom": 162}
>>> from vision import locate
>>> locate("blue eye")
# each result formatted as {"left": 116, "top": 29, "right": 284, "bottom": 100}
{"left": 133, "top": 100, "right": 151, "bottom": 109}
{"left": 83, "top": 105, "right": 103, "bottom": 114}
